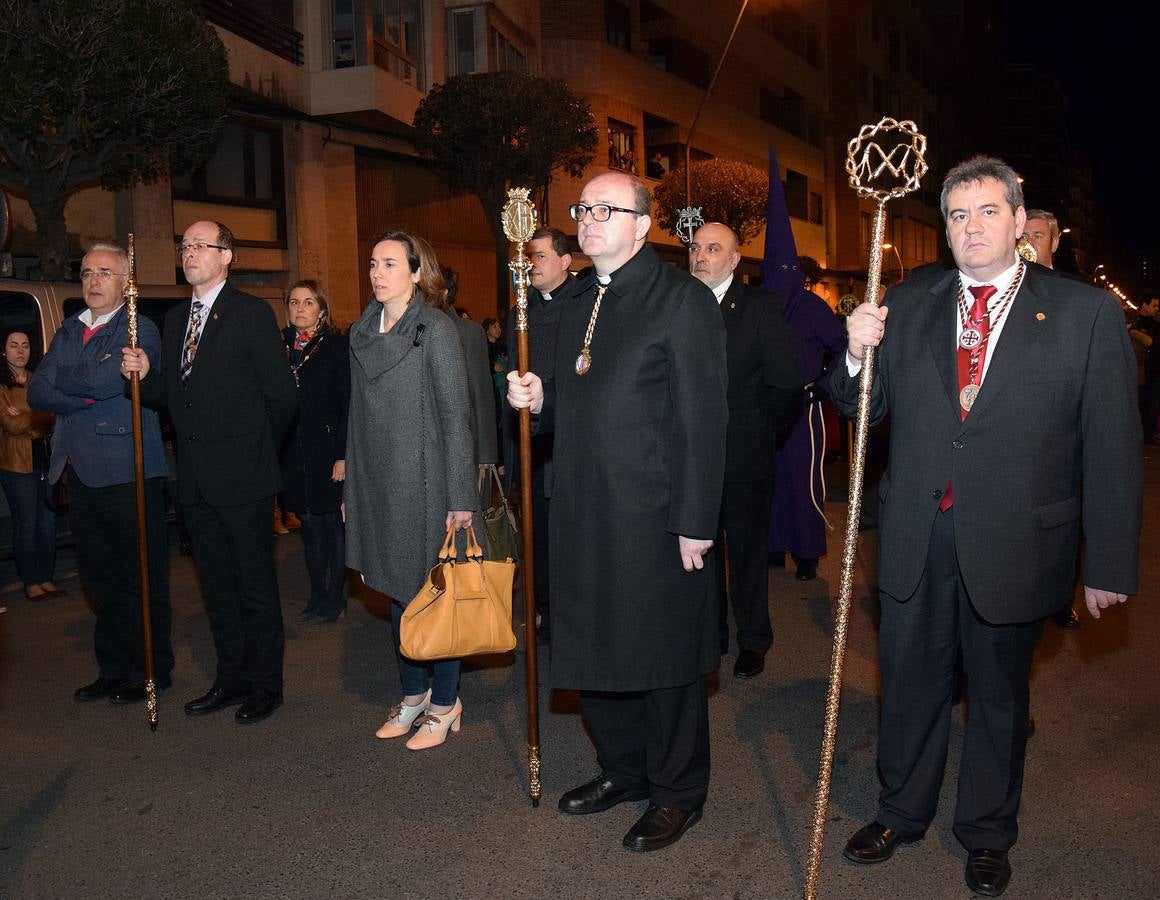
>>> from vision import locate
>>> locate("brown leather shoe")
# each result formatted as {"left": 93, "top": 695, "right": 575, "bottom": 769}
{"left": 842, "top": 821, "right": 923, "bottom": 864}
{"left": 964, "top": 849, "right": 1011, "bottom": 896}
{"left": 622, "top": 805, "right": 703, "bottom": 852}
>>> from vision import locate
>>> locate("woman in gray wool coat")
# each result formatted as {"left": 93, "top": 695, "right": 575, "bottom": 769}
{"left": 345, "top": 229, "right": 478, "bottom": 751}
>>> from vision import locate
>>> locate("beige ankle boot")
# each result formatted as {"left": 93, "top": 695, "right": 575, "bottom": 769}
{"left": 405, "top": 698, "right": 463, "bottom": 750}
{"left": 375, "top": 689, "right": 431, "bottom": 739}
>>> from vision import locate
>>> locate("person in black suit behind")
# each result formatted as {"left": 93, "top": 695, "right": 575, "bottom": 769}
{"left": 688, "top": 222, "right": 803, "bottom": 678}
{"left": 123, "top": 220, "right": 298, "bottom": 725}
{"left": 833, "top": 157, "right": 1141, "bottom": 897}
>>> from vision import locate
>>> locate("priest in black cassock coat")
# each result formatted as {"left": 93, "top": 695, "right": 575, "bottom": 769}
{"left": 508, "top": 172, "right": 728, "bottom": 853}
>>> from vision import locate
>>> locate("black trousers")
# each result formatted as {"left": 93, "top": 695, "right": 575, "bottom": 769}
{"left": 579, "top": 677, "right": 710, "bottom": 811}
{"left": 299, "top": 510, "right": 346, "bottom": 617}
{"left": 69, "top": 470, "right": 173, "bottom": 682}
{"left": 876, "top": 508, "right": 1042, "bottom": 850}
{"left": 182, "top": 491, "right": 284, "bottom": 698}
{"left": 716, "top": 477, "right": 774, "bottom": 654}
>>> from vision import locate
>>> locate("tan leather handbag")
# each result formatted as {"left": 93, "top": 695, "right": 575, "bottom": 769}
{"left": 399, "top": 525, "right": 516, "bottom": 660}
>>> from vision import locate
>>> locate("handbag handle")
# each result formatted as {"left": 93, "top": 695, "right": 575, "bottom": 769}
{"left": 477, "top": 463, "right": 510, "bottom": 514}
{"left": 436, "top": 523, "right": 486, "bottom": 562}
{"left": 437, "top": 526, "right": 458, "bottom": 562}
{"left": 464, "top": 525, "right": 484, "bottom": 561}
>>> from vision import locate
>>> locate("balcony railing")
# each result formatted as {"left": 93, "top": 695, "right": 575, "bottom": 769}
{"left": 194, "top": 0, "right": 304, "bottom": 66}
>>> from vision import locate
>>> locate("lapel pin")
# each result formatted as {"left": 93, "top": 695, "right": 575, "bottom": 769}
{"left": 730, "top": 302, "right": 736, "bottom": 309}
{"left": 1035, "top": 312, "right": 1046, "bottom": 321}
{"left": 213, "top": 312, "right": 220, "bottom": 319}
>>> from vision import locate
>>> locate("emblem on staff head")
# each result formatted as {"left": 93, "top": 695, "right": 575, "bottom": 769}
{"left": 675, "top": 206, "right": 705, "bottom": 245}
{"left": 1015, "top": 235, "right": 1038, "bottom": 263}
{"left": 837, "top": 294, "right": 860, "bottom": 317}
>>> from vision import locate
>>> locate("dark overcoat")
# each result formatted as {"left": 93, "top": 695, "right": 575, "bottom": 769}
{"left": 829, "top": 265, "right": 1141, "bottom": 622}
{"left": 279, "top": 327, "right": 350, "bottom": 514}
{"left": 449, "top": 312, "right": 498, "bottom": 466}
{"left": 540, "top": 244, "right": 728, "bottom": 691}
{"left": 344, "top": 297, "right": 478, "bottom": 601}
{"left": 719, "top": 279, "right": 803, "bottom": 483}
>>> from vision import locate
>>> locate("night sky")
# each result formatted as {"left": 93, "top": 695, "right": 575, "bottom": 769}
{"left": 1004, "top": 6, "right": 1157, "bottom": 284}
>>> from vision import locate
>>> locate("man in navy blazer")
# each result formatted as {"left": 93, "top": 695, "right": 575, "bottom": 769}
{"left": 689, "top": 222, "right": 803, "bottom": 678}
{"left": 124, "top": 220, "right": 297, "bottom": 724}
{"left": 30, "top": 242, "right": 172, "bottom": 705}
{"left": 832, "top": 156, "right": 1141, "bottom": 896}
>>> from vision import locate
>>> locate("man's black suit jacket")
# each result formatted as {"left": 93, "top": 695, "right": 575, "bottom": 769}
{"left": 142, "top": 281, "right": 298, "bottom": 507}
{"left": 830, "top": 265, "right": 1141, "bottom": 623}
{"left": 720, "top": 278, "right": 804, "bottom": 483}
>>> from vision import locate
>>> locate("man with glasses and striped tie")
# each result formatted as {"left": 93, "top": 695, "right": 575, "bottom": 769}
{"left": 123, "top": 220, "right": 297, "bottom": 725}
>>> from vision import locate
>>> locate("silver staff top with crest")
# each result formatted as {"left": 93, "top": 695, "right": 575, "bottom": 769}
{"left": 502, "top": 188, "right": 537, "bottom": 332}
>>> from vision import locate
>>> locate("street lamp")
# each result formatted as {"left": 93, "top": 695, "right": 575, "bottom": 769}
{"left": 881, "top": 242, "right": 905, "bottom": 281}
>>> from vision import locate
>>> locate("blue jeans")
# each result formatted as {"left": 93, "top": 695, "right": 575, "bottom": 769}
{"left": 390, "top": 600, "right": 460, "bottom": 707}
{"left": 1, "top": 469, "right": 57, "bottom": 588}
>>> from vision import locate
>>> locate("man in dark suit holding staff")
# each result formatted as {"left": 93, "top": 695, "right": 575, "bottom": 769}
{"left": 123, "top": 220, "right": 297, "bottom": 724}
{"left": 832, "top": 156, "right": 1141, "bottom": 896}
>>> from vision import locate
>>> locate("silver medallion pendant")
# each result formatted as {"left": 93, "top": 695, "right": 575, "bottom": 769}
{"left": 959, "top": 382, "right": 979, "bottom": 411}
{"left": 575, "top": 350, "right": 591, "bottom": 376}
{"left": 959, "top": 327, "right": 983, "bottom": 350}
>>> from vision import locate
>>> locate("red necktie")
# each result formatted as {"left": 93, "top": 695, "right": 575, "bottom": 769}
{"left": 940, "top": 284, "right": 996, "bottom": 512}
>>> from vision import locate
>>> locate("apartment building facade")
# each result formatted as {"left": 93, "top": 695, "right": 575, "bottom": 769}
{"left": 3, "top": 0, "right": 988, "bottom": 321}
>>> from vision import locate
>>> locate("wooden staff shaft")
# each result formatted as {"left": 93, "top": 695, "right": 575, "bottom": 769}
{"left": 804, "top": 199, "right": 887, "bottom": 899}
{"left": 516, "top": 327, "right": 542, "bottom": 805}
{"left": 129, "top": 370, "right": 158, "bottom": 732}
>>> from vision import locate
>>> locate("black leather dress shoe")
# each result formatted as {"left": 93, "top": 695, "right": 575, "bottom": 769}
{"left": 964, "top": 848, "right": 1011, "bottom": 896}
{"left": 842, "top": 821, "right": 923, "bottom": 864}
{"left": 795, "top": 557, "right": 818, "bottom": 581}
{"left": 558, "top": 777, "right": 648, "bottom": 815}
{"left": 622, "top": 805, "right": 703, "bottom": 852}
{"left": 109, "top": 677, "right": 172, "bottom": 705}
{"left": 74, "top": 676, "right": 128, "bottom": 702}
{"left": 733, "top": 650, "right": 765, "bottom": 678}
{"left": 184, "top": 686, "right": 248, "bottom": 716}
{"left": 235, "top": 694, "right": 283, "bottom": 724}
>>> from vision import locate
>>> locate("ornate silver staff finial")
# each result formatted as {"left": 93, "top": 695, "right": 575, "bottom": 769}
{"left": 675, "top": 206, "right": 705, "bottom": 245}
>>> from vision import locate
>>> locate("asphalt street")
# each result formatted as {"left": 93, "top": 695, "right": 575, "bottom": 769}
{"left": 1, "top": 448, "right": 1157, "bottom": 899}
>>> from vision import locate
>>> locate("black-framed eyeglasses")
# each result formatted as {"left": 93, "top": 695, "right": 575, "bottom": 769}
{"left": 569, "top": 203, "right": 643, "bottom": 223}
{"left": 176, "top": 241, "right": 228, "bottom": 255}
